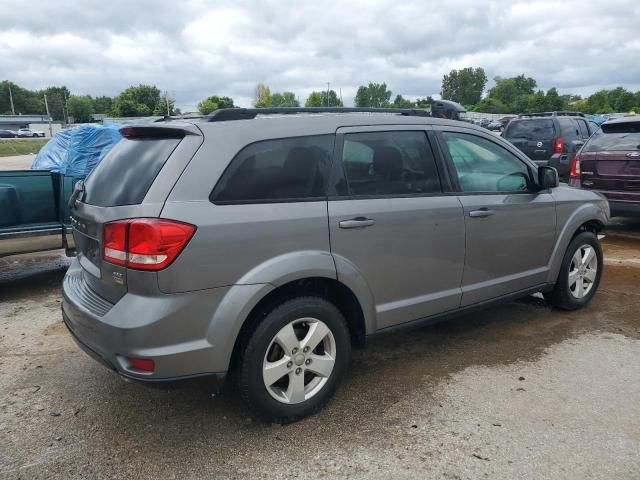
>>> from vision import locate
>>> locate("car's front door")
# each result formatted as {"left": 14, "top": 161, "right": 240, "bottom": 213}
{"left": 436, "top": 128, "right": 557, "bottom": 306}
{"left": 327, "top": 126, "right": 465, "bottom": 330}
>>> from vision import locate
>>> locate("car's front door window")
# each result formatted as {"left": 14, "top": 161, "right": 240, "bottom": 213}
{"left": 442, "top": 132, "right": 531, "bottom": 193}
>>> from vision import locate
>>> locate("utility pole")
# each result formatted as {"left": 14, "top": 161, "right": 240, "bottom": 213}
{"left": 339, "top": 88, "right": 343, "bottom": 106}
{"left": 43, "top": 94, "right": 53, "bottom": 137}
{"left": 326, "top": 82, "right": 330, "bottom": 107}
{"left": 8, "top": 84, "right": 15, "bottom": 114}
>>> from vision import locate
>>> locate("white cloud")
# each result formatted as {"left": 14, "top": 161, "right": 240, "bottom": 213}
{"left": 1, "top": 0, "right": 639, "bottom": 109}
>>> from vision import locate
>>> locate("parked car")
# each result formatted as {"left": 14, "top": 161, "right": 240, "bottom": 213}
{"left": 570, "top": 115, "right": 640, "bottom": 217}
{"left": 502, "top": 112, "right": 597, "bottom": 179}
{"left": 62, "top": 108, "right": 609, "bottom": 423}
{"left": 0, "top": 125, "right": 122, "bottom": 258}
{"left": 487, "top": 120, "right": 502, "bottom": 131}
{"left": 0, "top": 129, "right": 18, "bottom": 138}
{"left": 17, "top": 128, "right": 45, "bottom": 137}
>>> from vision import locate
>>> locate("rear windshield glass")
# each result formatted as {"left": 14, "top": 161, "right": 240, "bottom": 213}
{"left": 505, "top": 119, "right": 555, "bottom": 139}
{"left": 83, "top": 137, "right": 180, "bottom": 207}
{"left": 584, "top": 128, "right": 640, "bottom": 152}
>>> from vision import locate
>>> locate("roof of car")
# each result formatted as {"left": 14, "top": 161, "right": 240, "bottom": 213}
{"left": 603, "top": 114, "right": 640, "bottom": 125}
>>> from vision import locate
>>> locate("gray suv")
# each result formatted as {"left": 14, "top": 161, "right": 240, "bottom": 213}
{"left": 62, "top": 108, "right": 609, "bottom": 423}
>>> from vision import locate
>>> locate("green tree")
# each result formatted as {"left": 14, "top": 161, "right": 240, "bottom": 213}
{"left": 414, "top": 97, "right": 434, "bottom": 109}
{"left": 528, "top": 90, "right": 549, "bottom": 112}
{"left": 354, "top": 82, "right": 392, "bottom": 107}
{"left": 254, "top": 83, "right": 272, "bottom": 107}
{"left": 42, "top": 86, "right": 70, "bottom": 121}
{"left": 305, "top": 91, "right": 323, "bottom": 107}
{"left": 545, "top": 87, "right": 565, "bottom": 111}
{"left": 392, "top": 94, "right": 414, "bottom": 108}
{"left": 613, "top": 90, "right": 635, "bottom": 112}
{"left": 197, "top": 95, "right": 235, "bottom": 114}
{"left": 111, "top": 84, "right": 161, "bottom": 117}
{"left": 440, "top": 67, "right": 487, "bottom": 106}
{"left": 92, "top": 96, "right": 113, "bottom": 114}
{"left": 271, "top": 91, "right": 299, "bottom": 107}
{"left": 67, "top": 95, "right": 94, "bottom": 123}
{"left": 472, "top": 97, "right": 509, "bottom": 114}
{"left": 153, "top": 91, "right": 179, "bottom": 116}
{"left": 488, "top": 75, "right": 537, "bottom": 110}
{"left": 305, "top": 89, "right": 343, "bottom": 107}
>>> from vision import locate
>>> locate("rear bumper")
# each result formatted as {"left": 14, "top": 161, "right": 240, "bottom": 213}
{"left": 547, "top": 154, "right": 571, "bottom": 179}
{"left": 61, "top": 258, "right": 233, "bottom": 382}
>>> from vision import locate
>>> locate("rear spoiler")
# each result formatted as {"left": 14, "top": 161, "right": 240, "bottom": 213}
{"left": 119, "top": 125, "right": 200, "bottom": 139}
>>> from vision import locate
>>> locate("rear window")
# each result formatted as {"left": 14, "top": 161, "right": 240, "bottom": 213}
{"left": 584, "top": 123, "right": 640, "bottom": 152}
{"left": 211, "top": 135, "right": 333, "bottom": 204}
{"left": 505, "top": 119, "right": 556, "bottom": 139}
{"left": 83, "top": 137, "right": 180, "bottom": 207}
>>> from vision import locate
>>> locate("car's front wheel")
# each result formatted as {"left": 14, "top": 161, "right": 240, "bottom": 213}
{"left": 238, "top": 296, "right": 351, "bottom": 423}
{"left": 545, "top": 231, "right": 603, "bottom": 310}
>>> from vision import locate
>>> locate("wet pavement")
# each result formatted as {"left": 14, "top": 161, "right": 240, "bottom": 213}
{"left": 0, "top": 236, "right": 639, "bottom": 479}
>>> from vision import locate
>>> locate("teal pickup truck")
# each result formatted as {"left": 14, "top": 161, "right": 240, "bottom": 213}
{"left": 0, "top": 124, "right": 122, "bottom": 258}
{"left": 0, "top": 171, "right": 81, "bottom": 257}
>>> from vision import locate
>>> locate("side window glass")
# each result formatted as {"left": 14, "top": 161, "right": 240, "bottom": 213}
{"left": 578, "top": 120, "right": 590, "bottom": 138}
{"left": 340, "top": 131, "right": 441, "bottom": 196}
{"left": 442, "top": 132, "right": 531, "bottom": 193}
{"left": 211, "top": 135, "right": 333, "bottom": 203}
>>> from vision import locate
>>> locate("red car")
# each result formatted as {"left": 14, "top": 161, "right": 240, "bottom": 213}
{"left": 570, "top": 116, "right": 640, "bottom": 217}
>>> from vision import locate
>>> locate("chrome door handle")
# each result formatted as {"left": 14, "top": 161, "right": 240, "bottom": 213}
{"left": 468, "top": 208, "right": 494, "bottom": 218}
{"left": 339, "top": 217, "right": 375, "bottom": 229}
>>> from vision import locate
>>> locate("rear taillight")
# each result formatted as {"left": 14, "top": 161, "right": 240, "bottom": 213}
{"left": 103, "top": 219, "right": 196, "bottom": 271}
{"left": 570, "top": 154, "right": 581, "bottom": 178}
{"left": 554, "top": 137, "right": 565, "bottom": 154}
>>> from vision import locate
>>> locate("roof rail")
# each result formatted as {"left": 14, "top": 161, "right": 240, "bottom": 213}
{"left": 206, "top": 107, "right": 431, "bottom": 122}
{"left": 518, "top": 111, "right": 585, "bottom": 118}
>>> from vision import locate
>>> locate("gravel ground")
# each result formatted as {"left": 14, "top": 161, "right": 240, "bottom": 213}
{"left": 0, "top": 237, "right": 639, "bottom": 479}
{"left": 0, "top": 154, "right": 35, "bottom": 170}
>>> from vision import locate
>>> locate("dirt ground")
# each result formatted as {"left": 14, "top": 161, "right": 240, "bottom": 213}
{"left": 0, "top": 154, "right": 35, "bottom": 170}
{"left": 1, "top": 235, "right": 639, "bottom": 479}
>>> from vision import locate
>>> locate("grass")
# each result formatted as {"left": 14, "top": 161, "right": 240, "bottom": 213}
{"left": 0, "top": 138, "right": 49, "bottom": 157}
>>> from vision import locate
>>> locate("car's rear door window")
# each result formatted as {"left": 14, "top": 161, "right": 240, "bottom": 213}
{"left": 584, "top": 123, "right": 640, "bottom": 152}
{"left": 505, "top": 119, "right": 556, "bottom": 140}
{"left": 83, "top": 137, "right": 180, "bottom": 207}
{"left": 339, "top": 131, "right": 441, "bottom": 196}
{"left": 211, "top": 135, "right": 333, "bottom": 203}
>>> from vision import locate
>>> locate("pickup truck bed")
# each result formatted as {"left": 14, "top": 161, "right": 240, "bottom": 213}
{"left": 0, "top": 170, "right": 79, "bottom": 257}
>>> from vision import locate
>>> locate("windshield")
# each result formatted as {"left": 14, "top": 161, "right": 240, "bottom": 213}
{"left": 584, "top": 130, "right": 640, "bottom": 152}
{"left": 505, "top": 119, "right": 556, "bottom": 139}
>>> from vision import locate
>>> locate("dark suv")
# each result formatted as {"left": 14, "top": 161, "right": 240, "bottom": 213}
{"left": 503, "top": 112, "right": 597, "bottom": 179}
{"left": 571, "top": 115, "right": 640, "bottom": 217}
{"left": 62, "top": 108, "right": 609, "bottom": 423}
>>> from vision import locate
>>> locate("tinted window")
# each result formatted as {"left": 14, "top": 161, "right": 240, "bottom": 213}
{"left": 443, "top": 132, "right": 530, "bottom": 193}
{"left": 577, "top": 119, "right": 590, "bottom": 138}
{"left": 83, "top": 137, "right": 180, "bottom": 207}
{"left": 585, "top": 125, "right": 640, "bottom": 152}
{"left": 340, "top": 131, "right": 441, "bottom": 196}
{"left": 505, "top": 119, "right": 555, "bottom": 139}
{"left": 588, "top": 121, "right": 600, "bottom": 135}
{"left": 212, "top": 135, "right": 333, "bottom": 203}
{"left": 558, "top": 118, "right": 580, "bottom": 138}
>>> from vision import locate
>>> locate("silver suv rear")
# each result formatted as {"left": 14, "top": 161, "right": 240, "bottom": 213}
{"left": 62, "top": 108, "right": 609, "bottom": 422}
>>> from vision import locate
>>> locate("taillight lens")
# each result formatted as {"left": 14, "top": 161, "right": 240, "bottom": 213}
{"left": 570, "top": 154, "right": 581, "bottom": 178}
{"left": 554, "top": 137, "right": 565, "bottom": 154}
{"left": 127, "top": 357, "right": 155, "bottom": 372}
{"left": 103, "top": 219, "right": 196, "bottom": 271}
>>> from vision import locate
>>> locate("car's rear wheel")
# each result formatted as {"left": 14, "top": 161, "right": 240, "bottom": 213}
{"left": 238, "top": 296, "right": 350, "bottom": 423}
{"left": 544, "top": 231, "right": 602, "bottom": 310}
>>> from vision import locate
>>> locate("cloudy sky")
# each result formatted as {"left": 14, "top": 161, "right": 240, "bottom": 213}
{"left": 1, "top": 0, "right": 639, "bottom": 110}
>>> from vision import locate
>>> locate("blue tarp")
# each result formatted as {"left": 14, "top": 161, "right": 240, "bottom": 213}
{"left": 31, "top": 124, "right": 122, "bottom": 178}
{"left": 585, "top": 114, "right": 606, "bottom": 125}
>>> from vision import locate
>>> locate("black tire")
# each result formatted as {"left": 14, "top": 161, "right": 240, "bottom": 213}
{"left": 238, "top": 296, "right": 350, "bottom": 423}
{"left": 544, "top": 231, "right": 603, "bottom": 310}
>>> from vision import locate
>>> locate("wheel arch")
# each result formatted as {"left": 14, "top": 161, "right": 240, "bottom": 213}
{"left": 228, "top": 276, "right": 368, "bottom": 374}
{"left": 546, "top": 204, "right": 607, "bottom": 287}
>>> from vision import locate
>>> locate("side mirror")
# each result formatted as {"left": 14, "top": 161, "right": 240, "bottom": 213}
{"left": 538, "top": 166, "right": 559, "bottom": 189}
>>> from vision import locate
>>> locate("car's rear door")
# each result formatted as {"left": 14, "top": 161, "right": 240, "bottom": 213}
{"left": 504, "top": 119, "right": 557, "bottom": 164}
{"left": 70, "top": 125, "right": 202, "bottom": 303}
{"left": 435, "top": 126, "right": 556, "bottom": 306}
{"left": 327, "top": 126, "right": 465, "bottom": 330}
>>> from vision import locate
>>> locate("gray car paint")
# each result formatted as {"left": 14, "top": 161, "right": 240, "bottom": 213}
{"left": 62, "top": 114, "right": 610, "bottom": 380}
